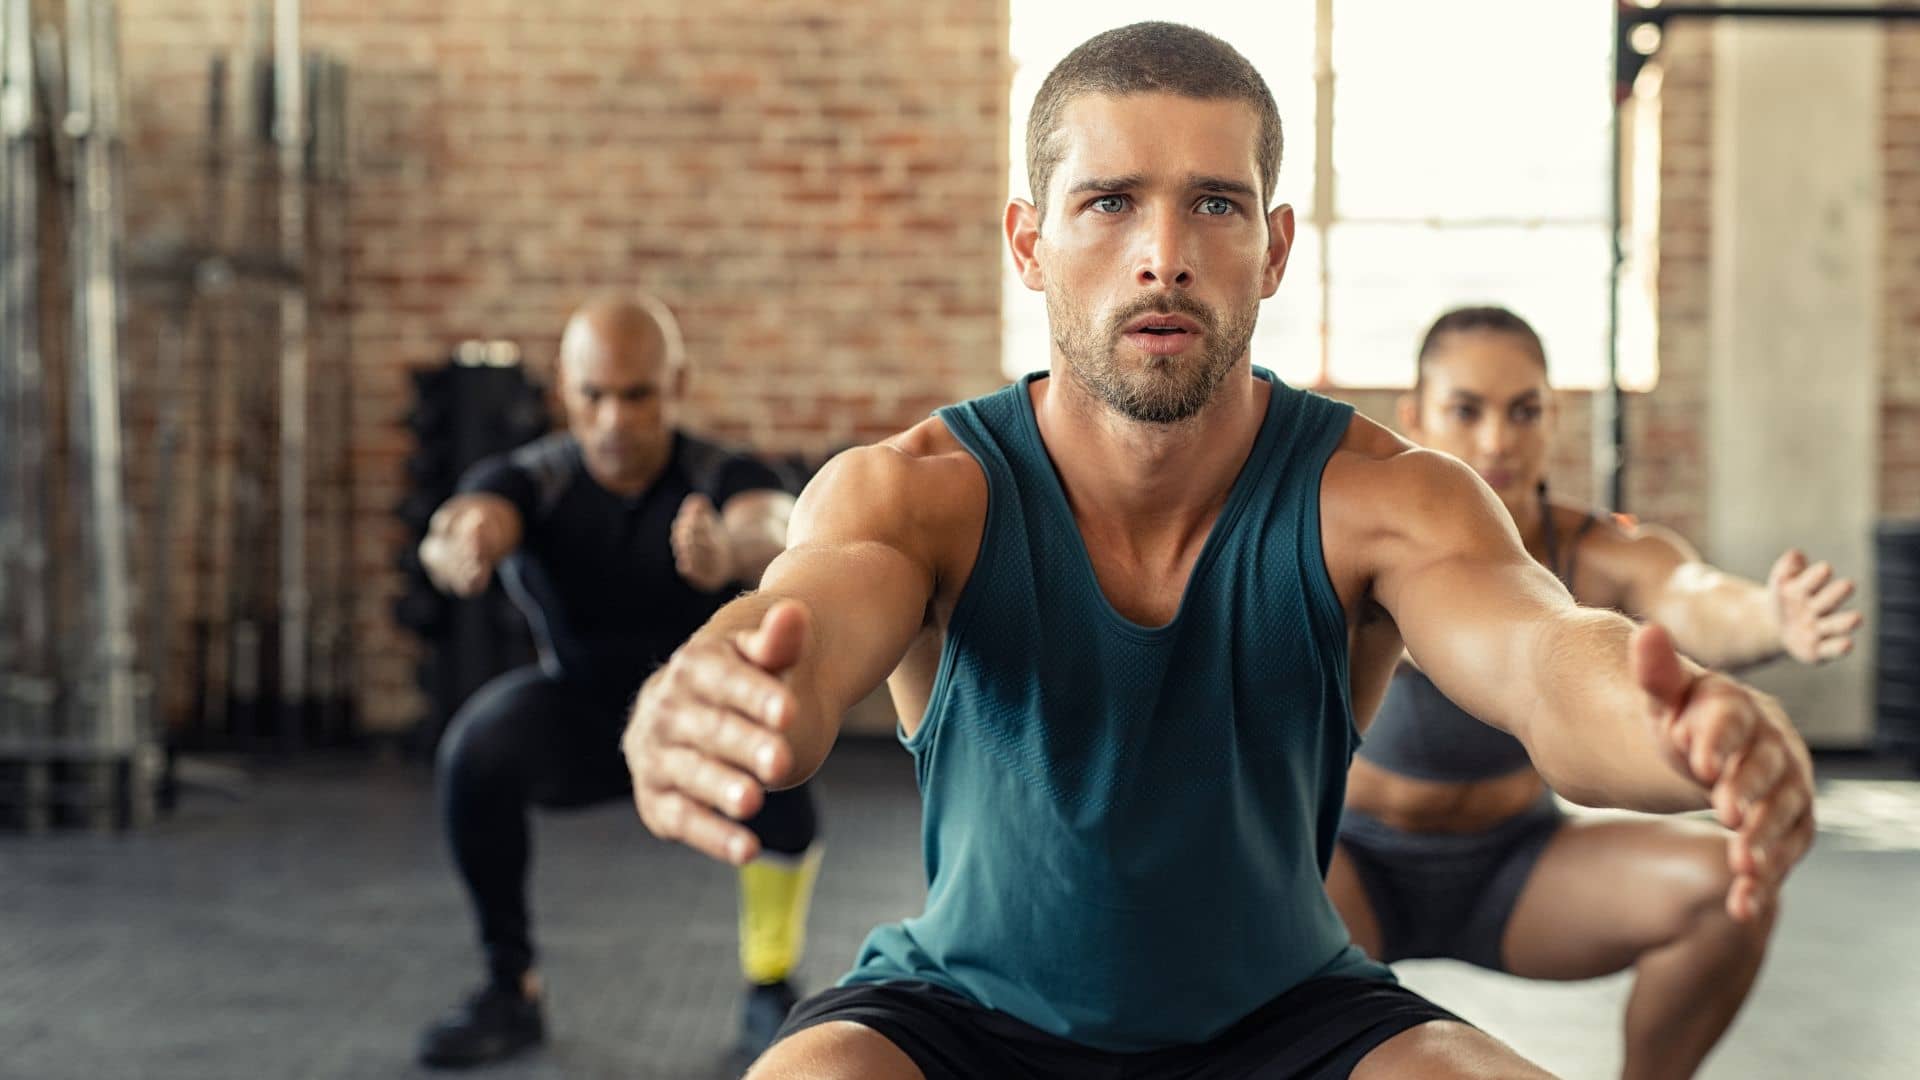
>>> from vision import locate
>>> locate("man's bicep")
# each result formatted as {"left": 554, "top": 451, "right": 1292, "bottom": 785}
{"left": 454, "top": 455, "right": 540, "bottom": 527}
{"left": 758, "top": 540, "right": 932, "bottom": 716}
{"left": 764, "top": 446, "right": 944, "bottom": 713}
{"left": 1388, "top": 552, "right": 1573, "bottom": 736}
{"left": 1369, "top": 453, "right": 1572, "bottom": 736}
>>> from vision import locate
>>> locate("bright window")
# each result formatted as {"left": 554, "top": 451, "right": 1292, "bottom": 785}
{"left": 1003, "top": 2, "right": 1654, "bottom": 390}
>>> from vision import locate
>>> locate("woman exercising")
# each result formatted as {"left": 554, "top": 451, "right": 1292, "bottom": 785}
{"left": 1330, "top": 305, "right": 1862, "bottom": 1080}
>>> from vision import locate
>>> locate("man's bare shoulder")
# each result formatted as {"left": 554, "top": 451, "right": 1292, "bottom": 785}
{"left": 1322, "top": 411, "right": 1495, "bottom": 531}
{"left": 791, "top": 416, "right": 986, "bottom": 550}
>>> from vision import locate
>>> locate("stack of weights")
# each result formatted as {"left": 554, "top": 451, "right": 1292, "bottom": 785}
{"left": 1877, "top": 520, "right": 1920, "bottom": 768}
{"left": 395, "top": 342, "right": 550, "bottom": 755}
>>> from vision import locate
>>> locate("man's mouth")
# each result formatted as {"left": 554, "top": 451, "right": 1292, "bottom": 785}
{"left": 1119, "top": 312, "right": 1205, "bottom": 356}
{"left": 1123, "top": 313, "right": 1204, "bottom": 336}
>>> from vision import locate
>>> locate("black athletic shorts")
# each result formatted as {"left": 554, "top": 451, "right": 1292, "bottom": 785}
{"left": 772, "top": 974, "right": 1461, "bottom": 1079}
{"left": 1337, "top": 792, "right": 1566, "bottom": 972}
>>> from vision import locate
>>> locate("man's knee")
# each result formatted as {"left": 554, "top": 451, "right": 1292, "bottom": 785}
{"left": 743, "top": 1021, "right": 923, "bottom": 1080}
{"left": 1353, "top": 1020, "right": 1557, "bottom": 1080}
{"left": 750, "top": 782, "right": 818, "bottom": 856}
{"left": 437, "top": 676, "right": 550, "bottom": 797}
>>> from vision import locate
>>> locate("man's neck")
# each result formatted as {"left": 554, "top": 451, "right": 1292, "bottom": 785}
{"left": 1032, "top": 359, "right": 1269, "bottom": 541}
{"left": 581, "top": 434, "right": 673, "bottom": 499}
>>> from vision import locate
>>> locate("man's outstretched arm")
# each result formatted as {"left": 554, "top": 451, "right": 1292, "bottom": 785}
{"left": 623, "top": 446, "right": 937, "bottom": 866}
{"left": 1366, "top": 449, "right": 1814, "bottom": 921}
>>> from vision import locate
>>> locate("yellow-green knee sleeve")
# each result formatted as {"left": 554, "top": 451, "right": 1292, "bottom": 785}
{"left": 738, "top": 845, "right": 823, "bottom": 984}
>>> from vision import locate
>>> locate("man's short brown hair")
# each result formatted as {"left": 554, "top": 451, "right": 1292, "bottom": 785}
{"left": 1025, "top": 22, "right": 1284, "bottom": 219}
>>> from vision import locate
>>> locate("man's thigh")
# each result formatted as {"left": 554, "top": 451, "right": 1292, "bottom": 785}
{"left": 745, "top": 1021, "right": 924, "bottom": 1080}
{"left": 1351, "top": 1020, "right": 1557, "bottom": 1080}
{"left": 524, "top": 681, "right": 633, "bottom": 809}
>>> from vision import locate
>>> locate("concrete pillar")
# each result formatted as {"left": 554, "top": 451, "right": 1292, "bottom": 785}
{"left": 1708, "top": 14, "right": 1882, "bottom": 745}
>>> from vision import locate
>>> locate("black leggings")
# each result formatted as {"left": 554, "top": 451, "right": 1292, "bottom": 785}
{"left": 437, "top": 665, "right": 818, "bottom": 986}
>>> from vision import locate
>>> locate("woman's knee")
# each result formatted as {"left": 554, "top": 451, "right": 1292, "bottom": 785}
{"left": 1660, "top": 831, "right": 1775, "bottom": 951}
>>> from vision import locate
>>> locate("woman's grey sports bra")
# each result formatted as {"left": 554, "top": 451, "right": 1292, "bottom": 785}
{"left": 1355, "top": 489, "right": 1599, "bottom": 783}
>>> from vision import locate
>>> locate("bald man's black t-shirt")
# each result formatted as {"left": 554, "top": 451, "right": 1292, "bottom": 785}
{"left": 457, "top": 430, "right": 783, "bottom": 701}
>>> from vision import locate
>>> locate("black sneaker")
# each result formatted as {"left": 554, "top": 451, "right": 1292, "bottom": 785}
{"left": 737, "top": 979, "right": 800, "bottom": 1057}
{"left": 417, "top": 983, "right": 545, "bottom": 1069}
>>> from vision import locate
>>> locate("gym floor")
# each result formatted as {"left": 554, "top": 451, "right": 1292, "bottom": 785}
{"left": 3, "top": 741, "right": 1916, "bottom": 1080}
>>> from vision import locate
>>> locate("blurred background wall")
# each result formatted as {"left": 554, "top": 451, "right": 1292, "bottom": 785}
{"left": 115, "top": 0, "right": 1010, "bottom": 736}
{"left": 18, "top": 2, "right": 1918, "bottom": 746}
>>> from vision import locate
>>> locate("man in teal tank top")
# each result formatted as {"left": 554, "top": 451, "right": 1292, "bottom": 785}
{"left": 621, "top": 23, "right": 1817, "bottom": 1079}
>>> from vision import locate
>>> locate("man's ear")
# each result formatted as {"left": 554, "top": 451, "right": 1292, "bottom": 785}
{"left": 1259, "top": 202, "right": 1295, "bottom": 299}
{"left": 1006, "top": 199, "right": 1045, "bottom": 292}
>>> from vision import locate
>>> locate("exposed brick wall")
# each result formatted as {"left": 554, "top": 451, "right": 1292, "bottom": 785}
{"left": 104, "top": 9, "right": 1915, "bottom": 737}
{"left": 1628, "top": 24, "right": 1713, "bottom": 544}
{"left": 1887, "top": 26, "right": 1920, "bottom": 519}
{"left": 117, "top": 0, "right": 1011, "bottom": 734}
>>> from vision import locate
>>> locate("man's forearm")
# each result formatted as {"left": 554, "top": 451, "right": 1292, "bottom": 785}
{"left": 1524, "top": 610, "right": 1709, "bottom": 813}
{"left": 419, "top": 494, "right": 522, "bottom": 592}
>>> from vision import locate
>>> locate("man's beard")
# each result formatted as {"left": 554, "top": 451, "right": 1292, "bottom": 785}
{"left": 1048, "top": 290, "right": 1257, "bottom": 425}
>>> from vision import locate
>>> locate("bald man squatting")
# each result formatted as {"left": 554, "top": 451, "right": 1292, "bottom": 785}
{"left": 414, "top": 297, "right": 822, "bottom": 1069}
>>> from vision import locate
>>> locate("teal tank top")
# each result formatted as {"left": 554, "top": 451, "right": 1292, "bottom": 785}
{"left": 842, "top": 370, "right": 1389, "bottom": 1052}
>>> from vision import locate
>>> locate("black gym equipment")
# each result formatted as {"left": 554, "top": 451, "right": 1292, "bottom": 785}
{"left": 1875, "top": 521, "right": 1920, "bottom": 769}
{"left": 394, "top": 346, "right": 551, "bottom": 757}
{"left": 3, "top": 0, "right": 356, "bottom": 829}
{"left": 0, "top": 0, "right": 60, "bottom": 828}
{"left": 0, "top": 0, "right": 158, "bottom": 829}
{"left": 161, "top": 13, "right": 354, "bottom": 757}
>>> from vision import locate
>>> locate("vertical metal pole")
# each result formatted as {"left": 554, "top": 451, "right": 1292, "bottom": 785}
{"left": 312, "top": 54, "right": 352, "bottom": 736}
{"left": 62, "top": 0, "right": 91, "bottom": 745}
{"left": 273, "top": 0, "right": 307, "bottom": 739}
{"left": 193, "top": 53, "right": 235, "bottom": 741}
{"left": 1, "top": 0, "right": 15, "bottom": 655}
{"left": 3, "top": 0, "right": 57, "bottom": 830}
{"left": 2, "top": 0, "right": 52, "bottom": 697}
{"left": 66, "top": 0, "right": 138, "bottom": 818}
{"left": 143, "top": 299, "right": 190, "bottom": 773}
{"left": 1602, "top": 3, "right": 1630, "bottom": 512}
{"left": 226, "top": 2, "right": 271, "bottom": 740}
{"left": 1313, "top": 0, "right": 1335, "bottom": 384}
